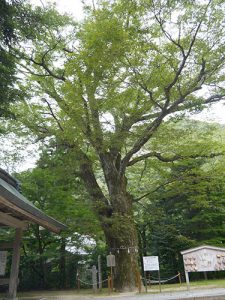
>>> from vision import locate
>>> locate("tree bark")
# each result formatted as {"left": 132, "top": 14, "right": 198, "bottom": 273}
{"left": 79, "top": 151, "right": 139, "bottom": 291}
{"left": 104, "top": 174, "right": 139, "bottom": 291}
{"left": 104, "top": 210, "right": 139, "bottom": 292}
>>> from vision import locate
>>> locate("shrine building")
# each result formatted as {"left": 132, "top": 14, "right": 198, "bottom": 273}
{"left": 0, "top": 168, "right": 66, "bottom": 299}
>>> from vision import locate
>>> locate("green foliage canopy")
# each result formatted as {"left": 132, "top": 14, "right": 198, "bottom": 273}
{"left": 4, "top": 0, "right": 225, "bottom": 290}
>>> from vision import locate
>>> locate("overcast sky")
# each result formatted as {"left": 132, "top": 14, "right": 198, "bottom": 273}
{"left": 30, "top": 0, "right": 85, "bottom": 20}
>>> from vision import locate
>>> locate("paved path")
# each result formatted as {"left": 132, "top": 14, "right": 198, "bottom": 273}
{"left": 93, "top": 288, "right": 225, "bottom": 299}
{"left": 32, "top": 288, "right": 225, "bottom": 300}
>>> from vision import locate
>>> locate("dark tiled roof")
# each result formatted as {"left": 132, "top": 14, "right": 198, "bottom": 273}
{"left": 0, "top": 168, "right": 19, "bottom": 190}
{"left": 0, "top": 169, "right": 66, "bottom": 233}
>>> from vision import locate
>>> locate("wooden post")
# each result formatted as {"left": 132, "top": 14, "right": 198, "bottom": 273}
{"left": 144, "top": 271, "right": 147, "bottom": 292}
{"left": 185, "top": 271, "right": 190, "bottom": 291}
{"left": 7, "top": 228, "right": 23, "bottom": 300}
{"left": 148, "top": 272, "right": 151, "bottom": 288}
{"left": 110, "top": 265, "right": 113, "bottom": 292}
{"left": 158, "top": 270, "right": 162, "bottom": 293}
{"left": 98, "top": 255, "right": 102, "bottom": 291}
{"left": 108, "top": 276, "right": 111, "bottom": 295}
{"left": 178, "top": 271, "right": 182, "bottom": 285}
{"left": 76, "top": 271, "right": 80, "bottom": 292}
{"left": 136, "top": 270, "right": 141, "bottom": 293}
{"left": 92, "top": 265, "right": 97, "bottom": 293}
{"left": 106, "top": 252, "right": 115, "bottom": 293}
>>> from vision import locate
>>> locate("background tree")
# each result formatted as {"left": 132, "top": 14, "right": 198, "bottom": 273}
{"left": 5, "top": 0, "right": 225, "bottom": 291}
{"left": 131, "top": 120, "right": 225, "bottom": 279}
{"left": 16, "top": 150, "right": 103, "bottom": 290}
{"left": 0, "top": 0, "right": 20, "bottom": 118}
{"left": 0, "top": 0, "right": 35, "bottom": 119}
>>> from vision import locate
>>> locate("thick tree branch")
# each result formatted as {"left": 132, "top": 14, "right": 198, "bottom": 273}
{"left": 29, "top": 44, "right": 66, "bottom": 81}
{"left": 204, "top": 94, "right": 225, "bottom": 104}
{"left": 78, "top": 150, "right": 111, "bottom": 217}
{"left": 30, "top": 57, "right": 65, "bottom": 81}
{"left": 17, "top": 62, "right": 52, "bottom": 78}
{"left": 128, "top": 151, "right": 224, "bottom": 167}
{"left": 62, "top": 47, "right": 74, "bottom": 53}
{"left": 165, "top": 93, "right": 225, "bottom": 115}
{"left": 118, "top": 7, "right": 214, "bottom": 176}
{"left": 120, "top": 111, "right": 166, "bottom": 175}
{"left": 120, "top": 88, "right": 225, "bottom": 176}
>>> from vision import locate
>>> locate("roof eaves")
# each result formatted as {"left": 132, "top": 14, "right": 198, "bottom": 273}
{"left": 181, "top": 245, "right": 225, "bottom": 255}
{"left": 0, "top": 178, "right": 67, "bottom": 233}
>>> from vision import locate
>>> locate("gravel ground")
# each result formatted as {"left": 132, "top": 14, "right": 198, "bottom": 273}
{"left": 17, "top": 288, "right": 225, "bottom": 300}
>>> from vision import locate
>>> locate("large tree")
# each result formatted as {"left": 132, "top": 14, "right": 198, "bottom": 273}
{"left": 8, "top": 0, "right": 225, "bottom": 291}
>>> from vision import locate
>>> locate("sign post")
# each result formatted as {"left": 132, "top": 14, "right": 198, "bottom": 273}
{"left": 158, "top": 268, "right": 162, "bottom": 293}
{"left": 107, "top": 253, "right": 115, "bottom": 293}
{"left": 181, "top": 245, "right": 225, "bottom": 291}
{"left": 143, "top": 256, "right": 161, "bottom": 293}
{"left": 144, "top": 271, "right": 147, "bottom": 292}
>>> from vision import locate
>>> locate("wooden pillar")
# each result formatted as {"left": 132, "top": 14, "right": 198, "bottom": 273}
{"left": 7, "top": 228, "right": 23, "bottom": 300}
{"left": 92, "top": 265, "right": 97, "bottom": 293}
{"left": 98, "top": 255, "right": 102, "bottom": 291}
{"left": 185, "top": 271, "right": 190, "bottom": 291}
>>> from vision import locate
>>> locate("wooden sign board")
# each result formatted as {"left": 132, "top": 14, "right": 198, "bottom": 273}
{"left": 107, "top": 254, "right": 115, "bottom": 267}
{"left": 183, "top": 248, "right": 225, "bottom": 272}
{"left": 0, "top": 251, "right": 7, "bottom": 276}
{"left": 143, "top": 256, "right": 159, "bottom": 271}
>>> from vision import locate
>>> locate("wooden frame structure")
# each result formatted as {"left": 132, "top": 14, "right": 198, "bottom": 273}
{"left": 0, "top": 169, "right": 66, "bottom": 299}
{"left": 181, "top": 245, "right": 225, "bottom": 291}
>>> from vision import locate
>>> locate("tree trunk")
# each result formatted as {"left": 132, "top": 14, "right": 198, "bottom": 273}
{"left": 104, "top": 212, "right": 139, "bottom": 292}
{"left": 103, "top": 177, "right": 139, "bottom": 292}
{"left": 79, "top": 152, "right": 139, "bottom": 291}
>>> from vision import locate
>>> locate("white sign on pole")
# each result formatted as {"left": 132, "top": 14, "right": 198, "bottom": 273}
{"left": 143, "top": 256, "right": 159, "bottom": 271}
{"left": 107, "top": 254, "right": 116, "bottom": 267}
{"left": 0, "top": 251, "right": 8, "bottom": 276}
